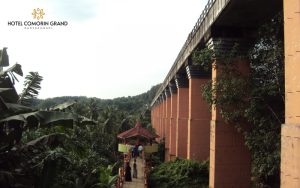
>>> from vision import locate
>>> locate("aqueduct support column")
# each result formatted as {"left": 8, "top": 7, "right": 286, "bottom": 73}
{"left": 151, "top": 105, "right": 153, "bottom": 129}
{"left": 157, "top": 98, "right": 163, "bottom": 139}
{"left": 209, "top": 44, "right": 251, "bottom": 187}
{"left": 151, "top": 104, "right": 156, "bottom": 132}
{"left": 162, "top": 95, "right": 166, "bottom": 139}
{"left": 155, "top": 104, "right": 159, "bottom": 136}
{"left": 165, "top": 89, "right": 171, "bottom": 161}
{"left": 281, "top": 0, "right": 300, "bottom": 187}
{"left": 169, "top": 82, "right": 178, "bottom": 160}
{"left": 175, "top": 73, "right": 189, "bottom": 159}
{"left": 155, "top": 100, "right": 162, "bottom": 142}
{"left": 186, "top": 65, "right": 211, "bottom": 161}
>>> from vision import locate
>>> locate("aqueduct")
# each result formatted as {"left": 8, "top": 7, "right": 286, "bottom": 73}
{"left": 150, "top": 0, "right": 299, "bottom": 187}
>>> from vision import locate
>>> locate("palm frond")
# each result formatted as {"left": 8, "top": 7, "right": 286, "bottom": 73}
{"left": 19, "top": 71, "right": 43, "bottom": 106}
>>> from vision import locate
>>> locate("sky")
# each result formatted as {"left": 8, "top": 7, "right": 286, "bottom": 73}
{"left": 0, "top": 0, "right": 207, "bottom": 99}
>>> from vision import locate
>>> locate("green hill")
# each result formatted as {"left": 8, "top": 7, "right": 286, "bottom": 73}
{"left": 35, "top": 84, "right": 161, "bottom": 116}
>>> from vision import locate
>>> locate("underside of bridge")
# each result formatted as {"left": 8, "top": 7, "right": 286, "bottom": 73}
{"left": 151, "top": 0, "right": 300, "bottom": 187}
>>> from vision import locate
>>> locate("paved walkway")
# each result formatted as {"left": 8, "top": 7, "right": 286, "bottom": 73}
{"left": 123, "top": 157, "right": 145, "bottom": 188}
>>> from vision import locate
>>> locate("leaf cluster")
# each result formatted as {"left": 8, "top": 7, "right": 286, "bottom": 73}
{"left": 147, "top": 159, "right": 209, "bottom": 188}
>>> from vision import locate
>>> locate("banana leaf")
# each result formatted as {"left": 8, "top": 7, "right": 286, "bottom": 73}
{"left": 0, "top": 111, "right": 75, "bottom": 129}
{"left": 5, "top": 102, "right": 34, "bottom": 114}
{"left": 50, "top": 101, "right": 76, "bottom": 111}
{"left": 0, "top": 63, "right": 23, "bottom": 77}
{"left": 0, "top": 77, "right": 19, "bottom": 103}
{"left": 0, "top": 97, "right": 34, "bottom": 119}
{"left": 25, "top": 133, "right": 68, "bottom": 148}
{"left": 77, "top": 115, "right": 97, "bottom": 126}
{"left": 0, "top": 47, "right": 9, "bottom": 67}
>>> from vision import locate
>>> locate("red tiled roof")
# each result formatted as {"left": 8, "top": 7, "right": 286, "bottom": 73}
{"left": 117, "top": 121, "right": 159, "bottom": 140}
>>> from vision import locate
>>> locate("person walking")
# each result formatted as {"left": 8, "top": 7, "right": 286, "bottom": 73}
{"left": 133, "top": 144, "right": 139, "bottom": 158}
{"left": 125, "top": 162, "right": 132, "bottom": 181}
{"left": 133, "top": 159, "right": 138, "bottom": 178}
{"left": 138, "top": 144, "right": 143, "bottom": 157}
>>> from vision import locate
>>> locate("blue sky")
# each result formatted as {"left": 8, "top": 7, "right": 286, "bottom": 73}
{"left": 0, "top": 0, "right": 206, "bottom": 99}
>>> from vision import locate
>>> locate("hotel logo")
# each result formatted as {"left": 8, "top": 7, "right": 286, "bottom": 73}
{"left": 7, "top": 8, "right": 69, "bottom": 29}
{"left": 32, "top": 8, "right": 45, "bottom": 20}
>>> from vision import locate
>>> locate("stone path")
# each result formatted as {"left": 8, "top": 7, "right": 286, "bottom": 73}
{"left": 123, "top": 157, "right": 145, "bottom": 188}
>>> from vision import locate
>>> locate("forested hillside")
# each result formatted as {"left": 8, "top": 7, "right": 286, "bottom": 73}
{"left": 36, "top": 84, "right": 160, "bottom": 116}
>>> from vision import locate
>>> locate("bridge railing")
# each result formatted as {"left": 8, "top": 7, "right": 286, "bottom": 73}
{"left": 174, "top": 0, "right": 216, "bottom": 69}
{"left": 151, "top": 0, "right": 232, "bottom": 106}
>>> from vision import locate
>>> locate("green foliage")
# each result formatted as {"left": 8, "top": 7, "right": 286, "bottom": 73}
{"left": 0, "top": 54, "right": 125, "bottom": 188}
{"left": 0, "top": 47, "right": 160, "bottom": 188}
{"left": 245, "top": 13, "right": 283, "bottom": 187}
{"left": 145, "top": 139, "right": 165, "bottom": 168}
{"left": 0, "top": 47, "right": 9, "bottom": 67}
{"left": 194, "top": 13, "right": 283, "bottom": 187}
{"left": 91, "top": 163, "right": 119, "bottom": 188}
{"left": 192, "top": 47, "right": 214, "bottom": 71}
{"left": 36, "top": 84, "right": 161, "bottom": 117}
{"left": 19, "top": 71, "right": 43, "bottom": 106}
{"left": 147, "top": 159, "right": 209, "bottom": 188}
{"left": 157, "top": 139, "right": 165, "bottom": 163}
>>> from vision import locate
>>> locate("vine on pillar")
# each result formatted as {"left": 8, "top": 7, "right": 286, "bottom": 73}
{"left": 191, "top": 12, "right": 283, "bottom": 187}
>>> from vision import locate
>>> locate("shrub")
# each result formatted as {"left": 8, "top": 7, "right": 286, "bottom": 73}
{"left": 147, "top": 159, "right": 209, "bottom": 188}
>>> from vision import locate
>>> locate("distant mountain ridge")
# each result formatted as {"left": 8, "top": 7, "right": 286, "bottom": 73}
{"left": 35, "top": 84, "right": 161, "bottom": 113}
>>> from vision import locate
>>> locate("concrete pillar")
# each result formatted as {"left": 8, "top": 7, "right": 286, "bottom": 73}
{"left": 165, "top": 89, "right": 171, "bottom": 161}
{"left": 169, "top": 82, "right": 178, "bottom": 160}
{"left": 158, "top": 99, "right": 163, "bottom": 138}
{"left": 209, "top": 60, "right": 251, "bottom": 188}
{"left": 175, "top": 73, "right": 189, "bottom": 159}
{"left": 155, "top": 101, "right": 161, "bottom": 142}
{"left": 154, "top": 104, "right": 159, "bottom": 133}
{"left": 186, "top": 65, "right": 211, "bottom": 161}
{"left": 282, "top": 0, "right": 300, "bottom": 187}
{"left": 154, "top": 104, "right": 158, "bottom": 131}
{"left": 160, "top": 98, "right": 163, "bottom": 137}
{"left": 162, "top": 95, "right": 166, "bottom": 139}
{"left": 151, "top": 105, "right": 155, "bottom": 131}
{"left": 155, "top": 103, "right": 159, "bottom": 133}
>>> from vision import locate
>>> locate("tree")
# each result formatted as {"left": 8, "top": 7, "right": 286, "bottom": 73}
{"left": 0, "top": 48, "right": 117, "bottom": 188}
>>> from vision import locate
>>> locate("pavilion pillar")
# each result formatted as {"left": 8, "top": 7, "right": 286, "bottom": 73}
{"left": 186, "top": 65, "right": 211, "bottom": 161}
{"left": 169, "top": 82, "right": 178, "bottom": 160}
{"left": 175, "top": 72, "right": 189, "bottom": 159}
{"left": 281, "top": 0, "right": 300, "bottom": 187}
{"left": 209, "top": 38, "right": 251, "bottom": 188}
